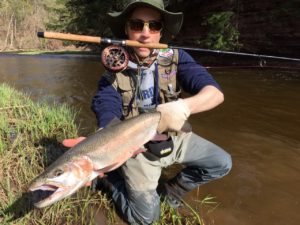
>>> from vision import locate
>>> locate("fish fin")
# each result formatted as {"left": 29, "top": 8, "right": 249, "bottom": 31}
{"left": 106, "top": 117, "right": 122, "bottom": 127}
{"left": 91, "top": 171, "right": 105, "bottom": 179}
{"left": 95, "top": 127, "right": 103, "bottom": 132}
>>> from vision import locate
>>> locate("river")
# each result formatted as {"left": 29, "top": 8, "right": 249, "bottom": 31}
{"left": 0, "top": 53, "right": 299, "bottom": 225}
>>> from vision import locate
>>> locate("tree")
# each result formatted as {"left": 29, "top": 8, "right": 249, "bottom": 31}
{"left": 0, "top": 0, "right": 63, "bottom": 50}
{"left": 200, "top": 11, "right": 242, "bottom": 51}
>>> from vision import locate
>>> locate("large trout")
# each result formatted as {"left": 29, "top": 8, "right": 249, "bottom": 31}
{"left": 29, "top": 112, "right": 162, "bottom": 208}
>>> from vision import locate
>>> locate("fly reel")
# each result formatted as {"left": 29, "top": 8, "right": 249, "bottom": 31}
{"left": 101, "top": 45, "right": 129, "bottom": 72}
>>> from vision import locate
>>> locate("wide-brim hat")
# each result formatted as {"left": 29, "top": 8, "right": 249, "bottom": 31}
{"left": 107, "top": 0, "right": 183, "bottom": 42}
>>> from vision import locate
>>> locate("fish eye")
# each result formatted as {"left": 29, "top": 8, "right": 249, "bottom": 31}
{"left": 53, "top": 169, "right": 64, "bottom": 176}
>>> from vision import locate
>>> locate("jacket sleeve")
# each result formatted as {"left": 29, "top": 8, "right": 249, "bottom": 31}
{"left": 177, "top": 49, "right": 222, "bottom": 95}
{"left": 91, "top": 73, "right": 123, "bottom": 128}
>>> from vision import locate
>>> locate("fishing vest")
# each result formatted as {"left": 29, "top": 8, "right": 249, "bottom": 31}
{"left": 104, "top": 48, "right": 180, "bottom": 119}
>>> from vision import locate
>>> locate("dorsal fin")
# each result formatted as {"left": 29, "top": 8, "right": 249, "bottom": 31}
{"left": 106, "top": 117, "right": 122, "bottom": 127}
{"left": 94, "top": 117, "right": 122, "bottom": 134}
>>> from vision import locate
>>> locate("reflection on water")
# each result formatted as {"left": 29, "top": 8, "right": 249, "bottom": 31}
{"left": 191, "top": 68, "right": 300, "bottom": 225}
{"left": 0, "top": 54, "right": 299, "bottom": 225}
{"left": 0, "top": 54, "right": 102, "bottom": 133}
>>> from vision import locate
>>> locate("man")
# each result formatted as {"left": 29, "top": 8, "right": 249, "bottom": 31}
{"left": 64, "top": 0, "right": 232, "bottom": 224}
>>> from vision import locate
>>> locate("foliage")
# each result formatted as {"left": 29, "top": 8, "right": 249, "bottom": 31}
{"left": 40, "top": 0, "right": 128, "bottom": 48}
{"left": 0, "top": 0, "right": 65, "bottom": 50}
{"left": 49, "top": 0, "right": 127, "bottom": 37}
{"left": 200, "top": 11, "right": 242, "bottom": 51}
{"left": 45, "top": 0, "right": 70, "bottom": 31}
{"left": 0, "top": 0, "right": 299, "bottom": 53}
{"left": 276, "top": 0, "right": 300, "bottom": 19}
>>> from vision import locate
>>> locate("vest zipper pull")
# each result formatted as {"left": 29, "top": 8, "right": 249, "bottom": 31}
{"left": 168, "top": 84, "right": 174, "bottom": 95}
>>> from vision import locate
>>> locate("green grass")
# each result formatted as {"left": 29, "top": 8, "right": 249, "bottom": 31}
{"left": 0, "top": 83, "right": 215, "bottom": 224}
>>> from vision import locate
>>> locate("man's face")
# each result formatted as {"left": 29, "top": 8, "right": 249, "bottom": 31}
{"left": 125, "top": 7, "right": 162, "bottom": 60}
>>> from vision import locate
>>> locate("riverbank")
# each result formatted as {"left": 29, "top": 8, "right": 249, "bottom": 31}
{"left": 1, "top": 46, "right": 99, "bottom": 55}
{"left": 0, "top": 84, "right": 211, "bottom": 224}
{"left": 2, "top": 48, "right": 299, "bottom": 70}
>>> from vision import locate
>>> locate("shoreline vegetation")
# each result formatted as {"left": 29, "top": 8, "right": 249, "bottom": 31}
{"left": 2, "top": 49, "right": 298, "bottom": 70}
{"left": 1, "top": 1, "right": 299, "bottom": 59}
{"left": 0, "top": 46, "right": 100, "bottom": 56}
{"left": 0, "top": 83, "right": 216, "bottom": 224}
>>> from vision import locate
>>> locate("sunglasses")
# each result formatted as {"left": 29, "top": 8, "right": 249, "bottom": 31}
{"left": 127, "top": 19, "right": 163, "bottom": 33}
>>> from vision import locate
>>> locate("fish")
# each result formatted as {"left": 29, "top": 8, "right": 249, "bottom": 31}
{"left": 28, "top": 112, "right": 163, "bottom": 208}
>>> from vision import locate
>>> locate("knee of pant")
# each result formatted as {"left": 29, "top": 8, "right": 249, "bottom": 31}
{"left": 127, "top": 206, "right": 159, "bottom": 225}
{"left": 216, "top": 151, "right": 232, "bottom": 176}
{"left": 126, "top": 190, "right": 160, "bottom": 224}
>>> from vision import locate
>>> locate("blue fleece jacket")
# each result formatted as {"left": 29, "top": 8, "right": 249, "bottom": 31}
{"left": 91, "top": 49, "right": 221, "bottom": 128}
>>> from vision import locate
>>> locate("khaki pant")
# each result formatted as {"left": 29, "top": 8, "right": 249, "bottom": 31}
{"left": 110, "top": 132, "right": 232, "bottom": 224}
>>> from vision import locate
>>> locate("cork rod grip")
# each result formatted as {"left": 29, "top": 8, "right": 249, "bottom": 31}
{"left": 37, "top": 31, "right": 102, "bottom": 44}
{"left": 37, "top": 31, "right": 169, "bottom": 49}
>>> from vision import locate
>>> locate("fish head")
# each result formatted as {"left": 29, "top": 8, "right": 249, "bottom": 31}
{"left": 28, "top": 155, "right": 95, "bottom": 208}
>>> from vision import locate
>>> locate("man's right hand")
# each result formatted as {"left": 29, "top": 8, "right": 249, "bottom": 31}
{"left": 62, "top": 137, "right": 86, "bottom": 148}
{"left": 156, "top": 99, "right": 191, "bottom": 133}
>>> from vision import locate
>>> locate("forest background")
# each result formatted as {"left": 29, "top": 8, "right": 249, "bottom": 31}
{"left": 0, "top": 0, "right": 299, "bottom": 57}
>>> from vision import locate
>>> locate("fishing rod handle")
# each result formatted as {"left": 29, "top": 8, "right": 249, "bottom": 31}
{"left": 37, "top": 31, "right": 169, "bottom": 49}
{"left": 37, "top": 31, "right": 102, "bottom": 44}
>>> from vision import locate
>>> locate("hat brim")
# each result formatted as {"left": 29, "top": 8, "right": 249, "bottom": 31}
{"left": 107, "top": 2, "right": 183, "bottom": 42}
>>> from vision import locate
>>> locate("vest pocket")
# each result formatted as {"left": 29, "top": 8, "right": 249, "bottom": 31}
{"left": 118, "top": 83, "right": 138, "bottom": 118}
{"left": 118, "top": 82, "right": 133, "bottom": 104}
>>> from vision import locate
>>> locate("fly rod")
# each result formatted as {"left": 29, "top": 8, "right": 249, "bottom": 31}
{"left": 37, "top": 31, "right": 300, "bottom": 71}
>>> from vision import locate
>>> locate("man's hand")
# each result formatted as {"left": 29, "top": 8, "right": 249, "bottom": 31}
{"left": 156, "top": 99, "right": 191, "bottom": 133}
{"left": 62, "top": 137, "right": 86, "bottom": 148}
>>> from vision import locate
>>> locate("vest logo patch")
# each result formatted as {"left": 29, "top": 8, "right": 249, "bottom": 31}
{"left": 160, "top": 70, "right": 177, "bottom": 80}
{"left": 158, "top": 49, "right": 174, "bottom": 66}
{"left": 159, "top": 49, "right": 174, "bottom": 58}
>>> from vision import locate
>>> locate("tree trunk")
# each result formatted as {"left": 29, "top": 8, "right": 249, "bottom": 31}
{"left": 1, "top": 13, "right": 14, "bottom": 52}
